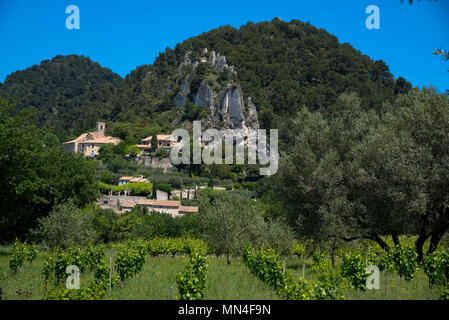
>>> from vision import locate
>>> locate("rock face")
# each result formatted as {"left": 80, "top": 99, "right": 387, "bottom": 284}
{"left": 194, "top": 80, "right": 214, "bottom": 109}
{"left": 174, "top": 91, "right": 187, "bottom": 108}
{"left": 175, "top": 48, "right": 258, "bottom": 132}
{"left": 136, "top": 156, "right": 173, "bottom": 171}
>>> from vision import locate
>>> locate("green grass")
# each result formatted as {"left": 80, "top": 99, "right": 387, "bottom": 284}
{"left": 0, "top": 248, "right": 442, "bottom": 300}
{"left": 0, "top": 249, "right": 279, "bottom": 300}
{"left": 0, "top": 247, "right": 46, "bottom": 300}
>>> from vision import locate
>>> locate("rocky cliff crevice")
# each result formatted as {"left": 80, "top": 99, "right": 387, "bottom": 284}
{"left": 174, "top": 48, "right": 259, "bottom": 132}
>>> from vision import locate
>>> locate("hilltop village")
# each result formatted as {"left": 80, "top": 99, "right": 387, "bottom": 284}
{"left": 63, "top": 121, "right": 229, "bottom": 216}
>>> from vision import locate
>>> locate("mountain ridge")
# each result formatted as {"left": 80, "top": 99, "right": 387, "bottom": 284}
{"left": 0, "top": 18, "right": 412, "bottom": 144}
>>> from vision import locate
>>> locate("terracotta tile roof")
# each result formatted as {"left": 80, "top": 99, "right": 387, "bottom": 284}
{"left": 129, "top": 177, "right": 150, "bottom": 183}
{"left": 136, "top": 144, "right": 152, "bottom": 149}
{"left": 157, "top": 135, "right": 174, "bottom": 141}
{"left": 135, "top": 199, "right": 153, "bottom": 206}
{"left": 179, "top": 206, "right": 199, "bottom": 213}
{"left": 121, "top": 202, "right": 136, "bottom": 208}
{"left": 153, "top": 200, "right": 181, "bottom": 207}
{"left": 79, "top": 136, "right": 121, "bottom": 144}
{"left": 136, "top": 199, "right": 181, "bottom": 207}
{"left": 119, "top": 177, "right": 133, "bottom": 181}
{"left": 141, "top": 135, "right": 175, "bottom": 142}
{"left": 63, "top": 133, "right": 88, "bottom": 144}
{"left": 63, "top": 132, "right": 121, "bottom": 145}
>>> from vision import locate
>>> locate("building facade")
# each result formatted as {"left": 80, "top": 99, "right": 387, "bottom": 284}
{"left": 136, "top": 134, "right": 183, "bottom": 153}
{"left": 119, "top": 199, "right": 198, "bottom": 217}
{"left": 63, "top": 122, "right": 121, "bottom": 158}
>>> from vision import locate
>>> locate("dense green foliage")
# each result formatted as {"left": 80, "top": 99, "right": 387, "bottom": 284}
{"left": 0, "top": 55, "right": 122, "bottom": 139}
{"left": 42, "top": 244, "right": 113, "bottom": 299}
{"left": 423, "top": 250, "right": 449, "bottom": 286}
{"left": 243, "top": 247, "right": 288, "bottom": 294}
{"left": 176, "top": 252, "right": 208, "bottom": 300}
{"left": 340, "top": 253, "right": 369, "bottom": 290}
{"left": 114, "top": 241, "right": 147, "bottom": 284}
{"left": 0, "top": 19, "right": 410, "bottom": 147}
{"left": 198, "top": 188, "right": 294, "bottom": 263}
{"left": 99, "top": 181, "right": 153, "bottom": 195}
{"left": 147, "top": 238, "right": 208, "bottom": 257}
{"left": 118, "top": 19, "right": 410, "bottom": 138}
{"left": 0, "top": 98, "right": 99, "bottom": 242}
{"left": 9, "top": 240, "right": 37, "bottom": 273}
{"left": 276, "top": 89, "right": 449, "bottom": 260}
{"left": 243, "top": 246, "right": 345, "bottom": 300}
{"left": 90, "top": 207, "right": 201, "bottom": 242}
{"left": 31, "top": 202, "right": 98, "bottom": 250}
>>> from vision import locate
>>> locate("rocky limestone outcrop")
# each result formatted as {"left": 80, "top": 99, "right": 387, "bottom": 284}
{"left": 194, "top": 80, "right": 214, "bottom": 110}
{"left": 174, "top": 48, "right": 258, "bottom": 132}
{"left": 173, "top": 48, "right": 259, "bottom": 153}
{"left": 135, "top": 156, "right": 173, "bottom": 171}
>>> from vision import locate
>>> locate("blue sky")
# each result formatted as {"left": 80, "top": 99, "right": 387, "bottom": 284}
{"left": 0, "top": 0, "right": 448, "bottom": 91}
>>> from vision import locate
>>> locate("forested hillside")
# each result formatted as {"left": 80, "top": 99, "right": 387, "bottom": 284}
{"left": 0, "top": 55, "right": 123, "bottom": 139}
{"left": 0, "top": 19, "right": 412, "bottom": 144}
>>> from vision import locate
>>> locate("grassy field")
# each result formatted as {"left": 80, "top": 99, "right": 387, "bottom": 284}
{"left": 0, "top": 246, "right": 442, "bottom": 300}
{"left": 0, "top": 247, "right": 278, "bottom": 300}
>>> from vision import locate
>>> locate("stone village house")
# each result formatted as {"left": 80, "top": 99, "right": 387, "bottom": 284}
{"left": 120, "top": 199, "right": 198, "bottom": 217}
{"left": 136, "top": 135, "right": 182, "bottom": 154}
{"left": 63, "top": 122, "right": 121, "bottom": 158}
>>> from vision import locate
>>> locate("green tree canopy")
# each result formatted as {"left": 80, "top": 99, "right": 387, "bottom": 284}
{"left": 0, "top": 98, "right": 98, "bottom": 241}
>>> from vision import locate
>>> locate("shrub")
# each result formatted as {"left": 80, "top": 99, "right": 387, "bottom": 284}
{"left": 292, "top": 241, "right": 306, "bottom": 259}
{"left": 100, "top": 172, "right": 115, "bottom": 185}
{"left": 153, "top": 148, "right": 170, "bottom": 159}
{"left": 155, "top": 183, "right": 172, "bottom": 194}
{"left": 310, "top": 252, "right": 345, "bottom": 300}
{"left": 423, "top": 250, "right": 449, "bottom": 286}
{"left": 125, "top": 145, "right": 141, "bottom": 156}
{"left": 42, "top": 244, "right": 113, "bottom": 300}
{"left": 285, "top": 278, "right": 315, "bottom": 300}
{"left": 115, "top": 241, "right": 147, "bottom": 285}
{"left": 9, "top": 240, "right": 27, "bottom": 273}
{"left": 32, "top": 201, "right": 98, "bottom": 250}
{"left": 340, "top": 252, "right": 369, "bottom": 291}
{"left": 176, "top": 252, "right": 208, "bottom": 300}
{"left": 391, "top": 245, "right": 419, "bottom": 281}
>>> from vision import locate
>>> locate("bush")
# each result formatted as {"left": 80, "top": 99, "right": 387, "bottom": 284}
{"left": 100, "top": 172, "right": 115, "bottom": 184}
{"left": 391, "top": 245, "right": 418, "bottom": 281}
{"left": 42, "top": 244, "right": 115, "bottom": 300}
{"left": 91, "top": 209, "right": 201, "bottom": 242}
{"left": 243, "top": 247, "right": 288, "bottom": 294}
{"left": 153, "top": 148, "right": 170, "bottom": 159}
{"left": 155, "top": 183, "right": 172, "bottom": 194}
{"left": 125, "top": 145, "right": 141, "bottom": 156}
{"left": 423, "top": 250, "right": 449, "bottom": 286}
{"left": 176, "top": 252, "right": 208, "bottom": 300}
{"left": 32, "top": 201, "right": 98, "bottom": 250}
{"left": 285, "top": 278, "right": 315, "bottom": 300}
{"left": 292, "top": 241, "right": 306, "bottom": 258}
{"left": 115, "top": 241, "right": 147, "bottom": 285}
{"left": 310, "top": 252, "right": 345, "bottom": 300}
{"left": 9, "top": 240, "right": 27, "bottom": 273}
{"left": 340, "top": 252, "right": 369, "bottom": 291}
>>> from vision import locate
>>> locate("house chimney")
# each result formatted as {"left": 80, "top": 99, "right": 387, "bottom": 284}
{"left": 96, "top": 122, "right": 105, "bottom": 137}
